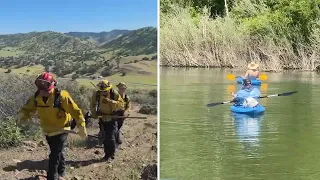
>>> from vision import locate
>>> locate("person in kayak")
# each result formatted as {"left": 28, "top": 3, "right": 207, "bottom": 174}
{"left": 242, "top": 62, "right": 260, "bottom": 80}
{"left": 232, "top": 79, "right": 261, "bottom": 107}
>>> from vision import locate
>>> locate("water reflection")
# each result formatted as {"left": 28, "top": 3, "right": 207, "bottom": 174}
{"left": 232, "top": 113, "right": 264, "bottom": 151}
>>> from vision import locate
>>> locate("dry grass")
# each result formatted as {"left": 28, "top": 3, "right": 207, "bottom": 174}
{"left": 160, "top": 6, "right": 320, "bottom": 72}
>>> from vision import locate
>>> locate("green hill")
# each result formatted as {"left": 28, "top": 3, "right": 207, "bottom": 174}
{"left": 66, "top": 29, "right": 130, "bottom": 45}
{"left": 0, "top": 27, "right": 157, "bottom": 78}
{"left": 101, "top": 27, "right": 157, "bottom": 56}
{"left": 0, "top": 31, "right": 96, "bottom": 54}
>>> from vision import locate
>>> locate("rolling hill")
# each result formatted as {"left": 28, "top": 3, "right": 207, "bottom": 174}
{"left": 0, "top": 27, "right": 157, "bottom": 79}
{"left": 101, "top": 27, "right": 157, "bottom": 56}
{"left": 66, "top": 29, "right": 130, "bottom": 45}
{"left": 0, "top": 31, "right": 96, "bottom": 54}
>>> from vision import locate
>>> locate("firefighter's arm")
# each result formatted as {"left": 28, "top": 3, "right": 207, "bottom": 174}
{"left": 113, "top": 92, "right": 125, "bottom": 110}
{"left": 16, "top": 96, "right": 37, "bottom": 124}
{"left": 125, "top": 95, "right": 131, "bottom": 111}
{"left": 60, "top": 91, "right": 85, "bottom": 127}
{"left": 61, "top": 91, "right": 87, "bottom": 139}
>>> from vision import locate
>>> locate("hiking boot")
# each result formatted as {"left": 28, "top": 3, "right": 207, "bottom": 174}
{"left": 117, "top": 134, "right": 122, "bottom": 144}
{"left": 116, "top": 130, "right": 123, "bottom": 144}
{"left": 102, "top": 155, "right": 115, "bottom": 162}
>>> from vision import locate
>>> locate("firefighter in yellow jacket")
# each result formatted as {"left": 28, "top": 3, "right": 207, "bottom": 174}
{"left": 15, "top": 72, "right": 87, "bottom": 180}
{"left": 90, "top": 79, "right": 124, "bottom": 162}
{"left": 114, "top": 82, "right": 131, "bottom": 144}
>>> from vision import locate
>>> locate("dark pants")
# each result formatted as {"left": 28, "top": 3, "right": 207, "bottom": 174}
{"left": 45, "top": 133, "right": 68, "bottom": 180}
{"left": 99, "top": 118, "right": 118, "bottom": 158}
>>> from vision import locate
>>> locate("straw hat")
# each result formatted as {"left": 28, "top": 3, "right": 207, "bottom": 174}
{"left": 247, "top": 62, "right": 259, "bottom": 70}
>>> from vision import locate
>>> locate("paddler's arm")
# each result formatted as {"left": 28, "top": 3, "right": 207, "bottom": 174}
{"left": 242, "top": 70, "right": 249, "bottom": 79}
{"left": 16, "top": 96, "right": 37, "bottom": 124}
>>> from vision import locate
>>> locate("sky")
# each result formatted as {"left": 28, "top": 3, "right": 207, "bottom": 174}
{"left": 0, "top": 0, "right": 158, "bottom": 34}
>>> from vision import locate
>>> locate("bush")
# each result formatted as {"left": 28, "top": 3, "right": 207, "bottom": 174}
{"left": 0, "top": 119, "right": 22, "bottom": 148}
{"left": 71, "top": 73, "right": 80, "bottom": 80}
{"left": 138, "top": 105, "right": 157, "bottom": 115}
{"left": 128, "top": 89, "right": 157, "bottom": 106}
{"left": 127, "top": 89, "right": 157, "bottom": 115}
{"left": 142, "top": 57, "right": 149, "bottom": 61}
{"left": 134, "top": 60, "right": 139, "bottom": 63}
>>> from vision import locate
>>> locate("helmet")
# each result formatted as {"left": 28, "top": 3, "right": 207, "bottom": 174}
{"left": 243, "top": 78, "right": 252, "bottom": 86}
{"left": 35, "top": 72, "right": 57, "bottom": 91}
{"left": 96, "top": 80, "right": 112, "bottom": 91}
{"left": 116, "top": 82, "right": 127, "bottom": 89}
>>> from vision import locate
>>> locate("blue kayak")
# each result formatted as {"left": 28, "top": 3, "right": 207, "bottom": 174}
{"left": 236, "top": 77, "right": 261, "bottom": 86}
{"left": 230, "top": 104, "right": 265, "bottom": 115}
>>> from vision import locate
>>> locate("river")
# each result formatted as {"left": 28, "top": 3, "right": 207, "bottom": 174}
{"left": 160, "top": 67, "right": 320, "bottom": 180}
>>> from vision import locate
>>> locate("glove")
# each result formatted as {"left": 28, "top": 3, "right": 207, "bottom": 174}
{"left": 78, "top": 126, "right": 88, "bottom": 139}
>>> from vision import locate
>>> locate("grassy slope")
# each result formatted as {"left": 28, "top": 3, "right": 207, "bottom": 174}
{"left": 0, "top": 105, "right": 157, "bottom": 180}
{"left": 0, "top": 59, "right": 157, "bottom": 89}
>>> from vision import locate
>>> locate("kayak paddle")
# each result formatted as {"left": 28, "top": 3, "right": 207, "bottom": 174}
{"left": 206, "top": 91, "right": 298, "bottom": 107}
{"left": 259, "top": 91, "right": 298, "bottom": 98}
{"left": 226, "top": 73, "right": 268, "bottom": 81}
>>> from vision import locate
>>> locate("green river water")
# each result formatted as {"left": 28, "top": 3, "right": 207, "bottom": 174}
{"left": 160, "top": 67, "right": 320, "bottom": 180}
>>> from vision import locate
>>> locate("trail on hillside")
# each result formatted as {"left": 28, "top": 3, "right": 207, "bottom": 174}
{"left": 0, "top": 104, "right": 157, "bottom": 180}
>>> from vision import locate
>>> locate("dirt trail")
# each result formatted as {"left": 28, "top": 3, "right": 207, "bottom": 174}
{"left": 0, "top": 104, "right": 157, "bottom": 180}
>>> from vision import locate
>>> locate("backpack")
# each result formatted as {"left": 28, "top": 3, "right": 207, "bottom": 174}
{"left": 95, "top": 89, "right": 116, "bottom": 114}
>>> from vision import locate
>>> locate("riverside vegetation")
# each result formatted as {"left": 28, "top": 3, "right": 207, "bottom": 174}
{"left": 160, "top": 0, "right": 320, "bottom": 72}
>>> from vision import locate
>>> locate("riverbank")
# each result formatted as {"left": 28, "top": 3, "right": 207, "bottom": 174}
{"left": 160, "top": 4, "right": 320, "bottom": 72}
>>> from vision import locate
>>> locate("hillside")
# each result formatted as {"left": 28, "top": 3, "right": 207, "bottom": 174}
{"left": 101, "top": 27, "right": 157, "bottom": 56}
{"left": 0, "top": 31, "right": 96, "bottom": 54}
{"left": 0, "top": 27, "right": 157, "bottom": 78}
{"left": 66, "top": 29, "right": 130, "bottom": 45}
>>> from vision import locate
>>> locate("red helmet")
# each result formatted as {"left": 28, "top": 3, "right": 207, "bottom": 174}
{"left": 35, "top": 72, "right": 57, "bottom": 91}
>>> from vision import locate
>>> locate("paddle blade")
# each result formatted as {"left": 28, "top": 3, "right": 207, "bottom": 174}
{"left": 259, "top": 74, "right": 268, "bottom": 80}
{"left": 206, "top": 100, "right": 234, "bottom": 107}
{"left": 278, "top": 91, "right": 298, "bottom": 96}
{"left": 227, "top": 74, "right": 236, "bottom": 80}
{"left": 206, "top": 102, "right": 224, "bottom": 107}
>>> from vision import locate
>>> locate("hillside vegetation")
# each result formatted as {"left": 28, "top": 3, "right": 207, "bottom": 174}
{"left": 0, "top": 27, "right": 157, "bottom": 77}
{"left": 160, "top": 0, "right": 320, "bottom": 72}
{"left": 66, "top": 29, "right": 130, "bottom": 45}
{"left": 101, "top": 27, "right": 157, "bottom": 56}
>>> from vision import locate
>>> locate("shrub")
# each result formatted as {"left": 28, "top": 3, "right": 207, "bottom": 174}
{"left": 138, "top": 105, "right": 157, "bottom": 115}
{"left": 0, "top": 119, "right": 22, "bottom": 148}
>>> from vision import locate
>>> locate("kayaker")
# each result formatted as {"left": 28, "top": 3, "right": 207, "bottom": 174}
{"left": 232, "top": 79, "right": 261, "bottom": 107}
{"left": 90, "top": 79, "right": 125, "bottom": 162}
{"left": 242, "top": 62, "right": 260, "bottom": 80}
{"left": 15, "top": 72, "right": 88, "bottom": 180}
{"left": 114, "top": 82, "right": 131, "bottom": 144}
